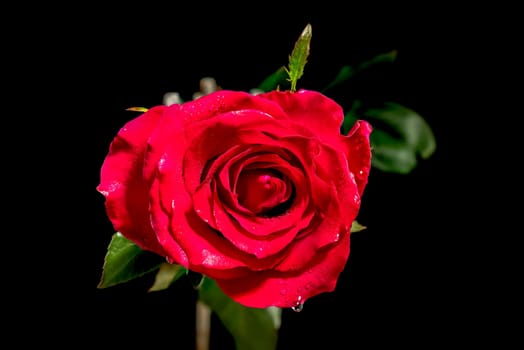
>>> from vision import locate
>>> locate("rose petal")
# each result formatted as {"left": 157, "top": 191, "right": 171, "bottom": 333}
{"left": 182, "top": 111, "right": 288, "bottom": 194}
{"left": 274, "top": 190, "right": 350, "bottom": 272}
{"left": 97, "top": 106, "right": 167, "bottom": 255}
{"left": 211, "top": 188, "right": 308, "bottom": 258}
{"left": 148, "top": 153, "right": 189, "bottom": 266}
{"left": 274, "top": 143, "right": 360, "bottom": 272}
{"left": 215, "top": 232, "right": 351, "bottom": 308}
{"left": 179, "top": 90, "right": 289, "bottom": 124}
{"left": 189, "top": 145, "right": 246, "bottom": 228}
{"left": 236, "top": 168, "right": 291, "bottom": 214}
{"left": 258, "top": 89, "right": 344, "bottom": 144}
{"left": 277, "top": 136, "right": 335, "bottom": 211}
{"left": 257, "top": 90, "right": 372, "bottom": 195}
{"left": 143, "top": 104, "right": 183, "bottom": 186}
{"left": 344, "top": 120, "right": 373, "bottom": 195}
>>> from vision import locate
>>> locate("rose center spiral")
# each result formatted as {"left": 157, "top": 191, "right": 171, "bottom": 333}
{"left": 236, "top": 169, "right": 292, "bottom": 215}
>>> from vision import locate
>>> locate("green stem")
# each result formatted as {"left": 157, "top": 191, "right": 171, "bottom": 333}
{"left": 196, "top": 300, "right": 211, "bottom": 350}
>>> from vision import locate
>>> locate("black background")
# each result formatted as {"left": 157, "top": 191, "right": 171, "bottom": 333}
{"left": 25, "top": 4, "right": 496, "bottom": 349}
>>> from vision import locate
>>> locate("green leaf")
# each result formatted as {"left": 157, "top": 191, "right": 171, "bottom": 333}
{"left": 351, "top": 220, "right": 367, "bottom": 233}
{"left": 369, "top": 103, "right": 436, "bottom": 158}
{"left": 257, "top": 66, "right": 289, "bottom": 92}
{"left": 285, "top": 23, "right": 312, "bottom": 92}
{"left": 365, "top": 102, "right": 436, "bottom": 173}
{"left": 199, "top": 278, "right": 279, "bottom": 350}
{"left": 97, "top": 232, "right": 165, "bottom": 288}
{"left": 148, "top": 263, "right": 186, "bottom": 292}
{"left": 370, "top": 129, "right": 418, "bottom": 173}
{"left": 323, "top": 50, "right": 398, "bottom": 92}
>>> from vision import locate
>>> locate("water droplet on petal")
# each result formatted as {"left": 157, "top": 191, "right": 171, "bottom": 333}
{"left": 291, "top": 296, "right": 304, "bottom": 312}
{"left": 158, "top": 157, "right": 167, "bottom": 169}
{"left": 291, "top": 303, "right": 303, "bottom": 312}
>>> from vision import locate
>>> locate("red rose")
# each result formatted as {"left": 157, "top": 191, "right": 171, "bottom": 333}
{"left": 97, "top": 89, "right": 372, "bottom": 308}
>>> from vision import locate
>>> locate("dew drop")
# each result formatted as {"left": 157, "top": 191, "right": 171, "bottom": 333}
{"left": 291, "top": 303, "right": 303, "bottom": 313}
{"left": 158, "top": 157, "right": 167, "bottom": 169}
{"left": 291, "top": 296, "right": 304, "bottom": 312}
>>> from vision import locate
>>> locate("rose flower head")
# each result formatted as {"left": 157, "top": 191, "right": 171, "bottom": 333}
{"left": 97, "top": 89, "right": 372, "bottom": 308}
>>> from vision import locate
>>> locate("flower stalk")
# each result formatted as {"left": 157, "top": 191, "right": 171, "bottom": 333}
{"left": 196, "top": 300, "right": 211, "bottom": 350}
